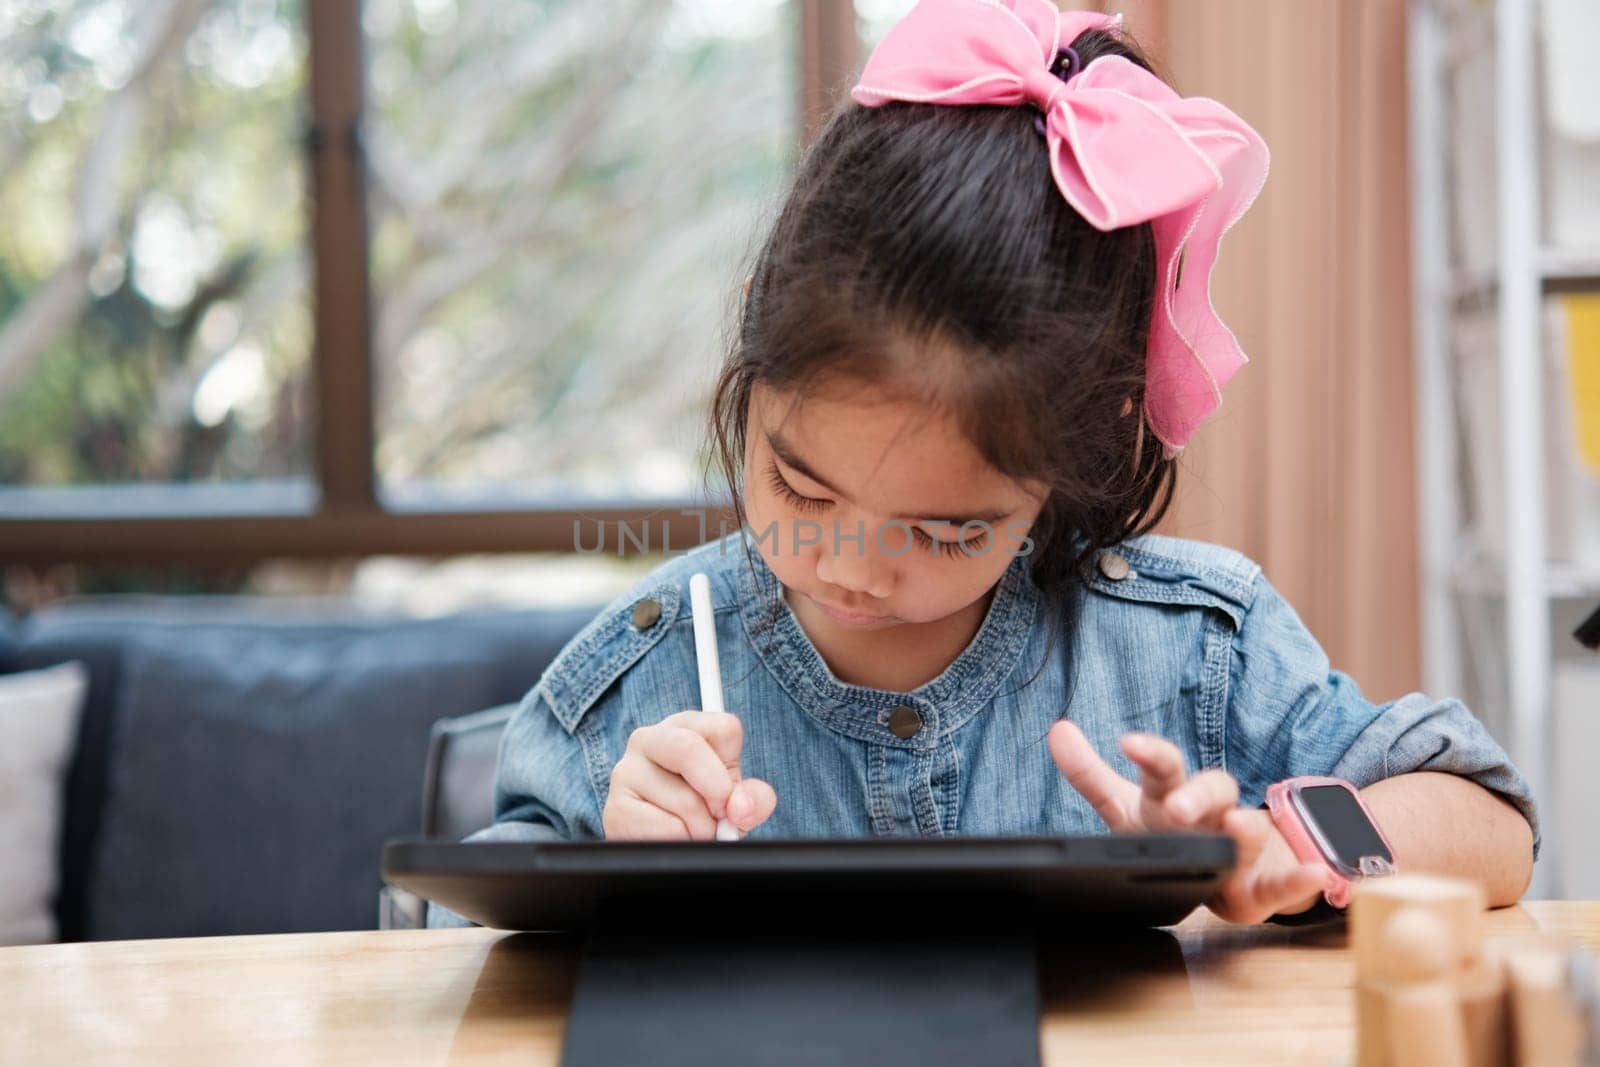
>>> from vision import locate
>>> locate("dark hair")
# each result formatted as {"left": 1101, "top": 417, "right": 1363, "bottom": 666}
{"left": 708, "top": 26, "right": 1175, "bottom": 604}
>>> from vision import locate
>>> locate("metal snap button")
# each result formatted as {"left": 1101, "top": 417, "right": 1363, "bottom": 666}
{"left": 888, "top": 704, "right": 922, "bottom": 739}
{"left": 630, "top": 597, "right": 662, "bottom": 630}
{"left": 1098, "top": 552, "right": 1131, "bottom": 581}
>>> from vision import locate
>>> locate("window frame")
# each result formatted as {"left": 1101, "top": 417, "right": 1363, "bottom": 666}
{"left": 0, "top": 0, "right": 856, "bottom": 566}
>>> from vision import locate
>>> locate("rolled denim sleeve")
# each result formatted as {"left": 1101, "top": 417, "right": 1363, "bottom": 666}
{"left": 1223, "top": 572, "right": 1539, "bottom": 860}
{"left": 423, "top": 684, "right": 607, "bottom": 929}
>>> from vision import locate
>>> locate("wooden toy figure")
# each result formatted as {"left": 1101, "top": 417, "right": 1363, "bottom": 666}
{"left": 1352, "top": 874, "right": 1498, "bottom": 1067}
{"left": 1351, "top": 873, "right": 1591, "bottom": 1067}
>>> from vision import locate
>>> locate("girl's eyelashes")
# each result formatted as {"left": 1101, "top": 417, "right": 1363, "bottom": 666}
{"left": 764, "top": 460, "right": 990, "bottom": 561}
{"left": 911, "top": 524, "right": 989, "bottom": 560}
{"left": 764, "top": 460, "right": 828, "bottom": 513}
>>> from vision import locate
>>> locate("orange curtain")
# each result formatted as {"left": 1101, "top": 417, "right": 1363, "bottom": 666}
{"left": 1092, "top": 0, "right": 1422, "bottom": 700}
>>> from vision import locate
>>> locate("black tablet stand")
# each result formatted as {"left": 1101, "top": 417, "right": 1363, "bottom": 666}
{"left": 558, "top": 894, "right": 1042, "bottom": 1067}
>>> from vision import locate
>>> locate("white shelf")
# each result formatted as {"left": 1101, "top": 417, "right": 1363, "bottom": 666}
{"left": 1452, "top": 557, "right": 1600, "bottom": 598}
{"left": 1410, "top": 0, "right": 1579, "bottom": 898}
{"left": 1540, "top": 248, "right": 1600, "bottom": 281}
{"left": 1450, "top": 248, "right": 1600, "bottom": 307}
{"left": 1547, "top": 565, "right": 1600, "bottom": 599}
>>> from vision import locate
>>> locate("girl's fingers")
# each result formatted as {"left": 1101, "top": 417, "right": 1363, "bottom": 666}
{"left": 629, "top": 761, "right": 720, "bottom": 839}
{"left": 1268, "top": 863, "right": 1333, "bottom": 906}
{"left": 1047, "top": 721, "right": 1141, "bottom": 831}
{"left": 1222, "top": 807, "right": 1268, "bottom": 872}
{"left": 634, "top": 725, "right": 736, "bottom": 817}
{"left": 1210, "top": 809, "right": 1330, "bottom": 922}
{"left": 602, "top": 793, "right": 692, "bottom": 841}
{"left": 657, "top": 710, "right": 745, "bottom": 770}
{"left": 1240, "top": 863, "right": 1330, "bottom": 922}
{"left": 727, "top": 777, "right": 779, "bottom": 831}
{"left": 1162, "top": 769, "right": 1240, "bottom": 828}
{"left": 1121, "top": 732, "right": 1189, "bottom": 806}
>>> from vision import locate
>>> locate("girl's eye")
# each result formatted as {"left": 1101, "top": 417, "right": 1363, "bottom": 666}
{"left": 765, "top": 461, "right": 827, "bottom": 513}
{"left": 911, "top": 524, "right": 990, "bottom": 560}
{"left": 762, "top": 460, "right": 989, "bottom": 559}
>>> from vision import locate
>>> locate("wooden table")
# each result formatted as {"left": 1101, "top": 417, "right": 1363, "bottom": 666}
{"left": 2, "top": 902, "right": 1595, "bottom": 1065}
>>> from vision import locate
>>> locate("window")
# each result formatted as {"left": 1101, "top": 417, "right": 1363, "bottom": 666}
{"left": 856, "top": 0, "right": 915, "bottom": 47}
{"left": 0, "top": 0, "right": 861, "bottom": 565}
{"left": 366, "top": 1, "right": 792, "bottom": 506}
{"left": 0, "top": 0, "right": 313, "bottom": 509}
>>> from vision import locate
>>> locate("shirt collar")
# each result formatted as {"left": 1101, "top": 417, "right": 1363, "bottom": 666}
{"left": 733, "top": 530, "right": 1042, "bottom": 748}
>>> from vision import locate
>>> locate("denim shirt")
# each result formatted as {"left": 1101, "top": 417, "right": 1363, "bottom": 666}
{"left": 456, "top": 530, "right": 1538, "bottom": 861}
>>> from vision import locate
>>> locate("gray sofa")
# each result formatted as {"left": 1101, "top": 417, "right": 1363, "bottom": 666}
{"left": 0, "top": 595, "right": 594, "bottom": 942}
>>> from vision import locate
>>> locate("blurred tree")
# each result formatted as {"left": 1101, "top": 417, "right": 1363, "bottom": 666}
{"left": 0, "top": 0, "right": 794, "bottom": 503}
{"left": 0, "top": 0, "right": 311, "bottom": 487}
{"left": 367, "top": 0, "right": 793, "bottom": 501}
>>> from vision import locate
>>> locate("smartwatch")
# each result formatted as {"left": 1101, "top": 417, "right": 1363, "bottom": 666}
{"left": 1265, "top": 776, "right": 1398, "bottom": 909}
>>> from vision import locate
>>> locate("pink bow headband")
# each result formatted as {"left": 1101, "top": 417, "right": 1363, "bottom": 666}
{"left": 851, "top": 0, "right": 1270, "bottom": 455}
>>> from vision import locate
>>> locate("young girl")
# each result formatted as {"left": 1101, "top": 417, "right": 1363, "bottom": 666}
{"left": 441, "top": 0, "right": 1536, "bottom": 926}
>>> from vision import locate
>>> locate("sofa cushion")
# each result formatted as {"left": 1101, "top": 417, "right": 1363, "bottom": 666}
{"left": 13, "top": 617, "right": 140, "bottom": 943}
{"left": 17, "top": 599, "right": 596, "bottom": 940}
{"left": 0, "top": 661, "right": 87, "bottom": 944}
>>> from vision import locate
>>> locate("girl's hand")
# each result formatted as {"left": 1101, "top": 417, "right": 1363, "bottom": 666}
{"left": 604, "top": 710, "right": 778, "bottom": 840}
{"left": 1047, "top": 720, "right": 1331, "bottom": 924}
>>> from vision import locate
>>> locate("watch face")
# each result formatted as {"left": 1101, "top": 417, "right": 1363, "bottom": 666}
{"left": 1294, "top": 784, "right": 1392, "bottom": 870}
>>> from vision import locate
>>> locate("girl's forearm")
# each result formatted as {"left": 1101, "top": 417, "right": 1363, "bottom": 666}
{"left": 1359, "top": 771, "right": 1534, "bottom": 907}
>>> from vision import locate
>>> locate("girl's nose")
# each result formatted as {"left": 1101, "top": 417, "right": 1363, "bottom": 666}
{"left": 814, "top": 521, "right": 894, "bottom": 599}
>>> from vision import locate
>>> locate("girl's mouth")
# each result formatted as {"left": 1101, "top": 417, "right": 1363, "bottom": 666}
{"left": 812, "top": 596, "right": 895, "bottom": 627}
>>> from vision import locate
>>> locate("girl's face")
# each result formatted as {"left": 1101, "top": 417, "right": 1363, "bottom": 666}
{"left": 743, "top": 381, "right": 1046, "bottom": 635}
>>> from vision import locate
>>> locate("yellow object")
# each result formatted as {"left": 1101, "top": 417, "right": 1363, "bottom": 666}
{"left": 1563, "top": 293, "right": 1600, "bottom": 475}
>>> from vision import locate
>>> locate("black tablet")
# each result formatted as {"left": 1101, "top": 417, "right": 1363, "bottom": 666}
{"left": 382, "top": 833, "right": 1236, "bottom": 931}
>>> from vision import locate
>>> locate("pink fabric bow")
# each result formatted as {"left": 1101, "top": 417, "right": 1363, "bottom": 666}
{"left": 851, "top": 0, "right": 1270, "bottom": 454}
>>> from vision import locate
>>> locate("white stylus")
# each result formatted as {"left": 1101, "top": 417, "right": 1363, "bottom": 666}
{"left": 689, "top": 572, "right": 742, "bottom": 842}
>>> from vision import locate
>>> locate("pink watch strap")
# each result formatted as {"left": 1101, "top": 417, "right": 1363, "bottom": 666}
{"left": 1265, "top": 776, "right": 1397, "bottom": 909}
